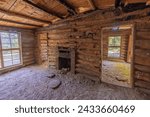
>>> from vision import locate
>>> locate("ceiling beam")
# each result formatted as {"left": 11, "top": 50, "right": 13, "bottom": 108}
{"left": 0, "top": 24, "right": 35, "bottom": 30}
{"left": 56, "top": 0, "right": 77, "bottom": 15}
{"left": 0, "top": 18, "right": 42, "bottom": 27}
{"left": 23, "top": 0, "right": 63, "bottom": 19}
{"left": 0, "top": 8, "right": 51, "bottom": 24}
{"left": 146, "top": 0, "right": 150, "bottom": 5}
{"left": 38, "top": 7, "right": 150, "bottom": 31}
{"left": 123, "top": 0, "right": 147, "bottom": 6}
{"left": 87, "top": 0, "right": 97, "bottom": 10}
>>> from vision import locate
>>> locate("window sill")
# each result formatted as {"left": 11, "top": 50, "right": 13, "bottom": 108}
{"left": 106, "top": 58, "right": 125, "bottom": 62}
{"left": 0, "top": 64, "right": 22, "bottom": 71}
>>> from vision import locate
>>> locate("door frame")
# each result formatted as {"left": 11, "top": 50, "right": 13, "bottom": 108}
{"left": 100, "top": 24, "right": 135, "bottom": 88}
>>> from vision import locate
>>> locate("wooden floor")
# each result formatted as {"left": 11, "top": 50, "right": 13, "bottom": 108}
{"left": 0, "top": 65, "right": 149, "bottom": 100}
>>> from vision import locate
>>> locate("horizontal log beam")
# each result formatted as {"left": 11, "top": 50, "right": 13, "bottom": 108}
{"left": 0, "top": 8, "right": 51, "bottom": 24}
{"left": 0, "top": 25, "right": 34, "bottom": 30}
{"left": 124, "top": 0, "right": 146, "bottom": 6}
{"left": 135, "top": 80, "right": 150, "bottom": 90}
{"left": 146, "top": 0, "right": 150, "bottom": 5}
{"left": 56, "top": 0, "right": 77, "bottom": 15}
{"left": 23, "top": 0, "right": 63, "bottom": 19}
{"left": 38, "top": 7, "right": 150, "bottom": 31}
{"left": 135, "top": 71, "right": 150, "bottom": 83}
{"left": 87, "top": 0, "right": 97, "bottom": 10}
{"left": 135, "top": 65, "right": 150, "bottom": 73}
{"left": 0, "top": 18, "right": 42, "bottom": 27}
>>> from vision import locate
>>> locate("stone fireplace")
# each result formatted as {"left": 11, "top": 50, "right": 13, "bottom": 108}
{"left": 56, "top": 46, "right": 75, "bottom": 74}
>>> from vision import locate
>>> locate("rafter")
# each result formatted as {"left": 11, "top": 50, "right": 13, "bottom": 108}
{"left": 146, "top": 0, "right": 150, "bottom": 5}
{"left": 0, "top": 18, "right": 42, "bottom": 27}
{"left": 38, "top": 7, "right": 150, "bottom": 31}
{"left": 56, "top": 0, "right": 77, "bottom": 15}
{"left": 23, "top": 0, "right": 63, "bottom": 19}
{"left": 87, "top": 0, "right": 97, "bottom": 10}
{"left": 0, "top": 8, "right": 51, "bottom": 24}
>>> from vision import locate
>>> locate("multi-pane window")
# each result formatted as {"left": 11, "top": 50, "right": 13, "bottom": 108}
{"left": 0, "top": 32, "right": 21, "bottom": 69}
{"left": 108, "top": 36, "right": 121, "bottom": 58}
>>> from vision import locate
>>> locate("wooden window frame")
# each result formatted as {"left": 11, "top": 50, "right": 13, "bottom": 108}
{"left": 0, "top": 31, "right": 22, "bottom": 70}
{"left": 107, "top": 36, "right": 122, "bottom": 59}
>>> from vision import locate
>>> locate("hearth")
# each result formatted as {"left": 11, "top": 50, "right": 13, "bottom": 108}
{"left": 57, "top": 46, "right": 75, "bottom": 74}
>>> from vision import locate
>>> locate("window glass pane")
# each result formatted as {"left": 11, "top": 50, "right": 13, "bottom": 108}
{"left": 4, "top": 60, "right": 13, "bottom": 67}
{"left": 2, "top": 43, "right": 11, "bottom": 49}
{"left": 11, "top": 43, "right": 19, "bottom": 48}
{"left": 12, "top": 50, "right": 20, "bottom": 60}
{"left": 3, "top": 50, "right": 13, "bottom": 67}
{"left": 108, "top": 47, "right": 120, "bottom": 58}
{"left": 10, "top": 33, "right": 19, "bottom": 48}
{"left": 10, "top": 33, "right": 18, "bottom": 39}
{"left": 108, "top": 36, "right": 121, "bottom": 58}
{"left": 1, "top": 38, "right": 10, "bottom": 43}
{"left": 109, "top": 36, "right": 121, "bottom": 46}
{"left": 11, "top": 39, "right": 19, "bottom": 44}
{"left": 114, "top": 36, "right": 121, "bottom": 46}
{"left": 2, "top": 50, "right": 21, "bottom": 67}
{"left": 1, "top": 33, "right": 11, "bottom": 49}
{"left": 3, "top": 51, "right": 12, "bottom": 61}
{"left": 13, "top": 60, "right": 20, "bottom": 65}
{"left": 1, "top": 32, "right": 9, "bottom": 39}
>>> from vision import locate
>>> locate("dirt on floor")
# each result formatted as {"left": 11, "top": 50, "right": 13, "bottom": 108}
{"left": 0, "top": 65, "right": 149, "bottom": 100}
{"left": 102, "top": 60, "right": 131, "bottom": 87}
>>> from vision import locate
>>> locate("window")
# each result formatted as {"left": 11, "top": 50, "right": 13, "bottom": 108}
{"left": 108, "top": 36, "right": 121, "bottom": 58}
{"left": 0, "top": 32, "right": 22, "bottom": 69}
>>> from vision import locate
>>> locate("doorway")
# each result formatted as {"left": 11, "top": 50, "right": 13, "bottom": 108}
{"left": 101, "top": 24, "right": 134, "bottom": 88}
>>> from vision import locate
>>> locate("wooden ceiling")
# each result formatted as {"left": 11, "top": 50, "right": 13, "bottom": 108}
{"left": 0, "top": 0, "right": 149, "bottom": 29}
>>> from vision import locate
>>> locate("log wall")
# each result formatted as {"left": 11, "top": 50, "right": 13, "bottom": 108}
{"left": 37, "top": 25, "right": 101, "bottom": 80}
{"left": 0, "top": 26, "right": 35, "bottom": 74}
{"left": 134, "top": 24, "right": 150, "bottom": 90}
{"left": 22, "top": 31, "right": 35, "bottom": 66}
{"left": 37, "top": 12, "right": 150, "bottom": 90}
{"left": 35, "top": 32, "right": 48, "bottom": 65}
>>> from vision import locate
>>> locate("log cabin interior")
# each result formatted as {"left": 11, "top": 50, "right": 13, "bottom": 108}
{"left": 0, "top": 0, "right": 150, "bottom": 100}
